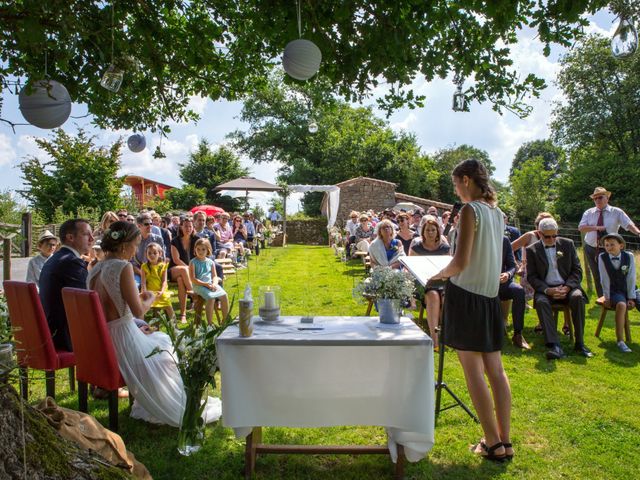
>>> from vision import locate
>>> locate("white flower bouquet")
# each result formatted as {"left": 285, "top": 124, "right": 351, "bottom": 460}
{"left": 355, "top": 266, "right": 415, "bottom": 300}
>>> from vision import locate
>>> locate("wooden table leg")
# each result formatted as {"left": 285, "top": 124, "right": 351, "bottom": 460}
{"left": 395, "top": 445, "right": 405, "bottom": 480}
{"left": 245, "top": 427, "right": 262, "bottom": 479}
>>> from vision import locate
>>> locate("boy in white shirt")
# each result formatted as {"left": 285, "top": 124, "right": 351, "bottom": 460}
{"left": 598, "top": 233, "right": 636, "bottom": 353}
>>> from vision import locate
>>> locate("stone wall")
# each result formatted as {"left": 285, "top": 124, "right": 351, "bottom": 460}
{"left": 285, "top": 219, "right": 328, "bottom": 245}
{"left": 336, "top": 179, "right": 396, "bottom": 225}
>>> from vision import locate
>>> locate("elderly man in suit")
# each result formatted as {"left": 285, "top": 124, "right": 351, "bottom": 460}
{"left": 39, "top": 218, "right": 94, "bottom": 351}
{"left": 526, "top": 217, "right": 593, "bottom": 360}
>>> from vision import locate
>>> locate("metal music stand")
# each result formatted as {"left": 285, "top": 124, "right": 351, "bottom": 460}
{"left": 434, "top": 292, "right": 479, "bottom": 425}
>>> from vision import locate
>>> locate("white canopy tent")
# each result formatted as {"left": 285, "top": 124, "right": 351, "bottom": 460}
{"left": 283, "top": 185, "right": 340, "bottom": 240}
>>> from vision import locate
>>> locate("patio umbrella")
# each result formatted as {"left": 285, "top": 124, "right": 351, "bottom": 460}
{"left": 394, "top": 202, "right": 420, "bottom": 212}
{"left": 190, "top": 205, "right": 225, "bottom": 216}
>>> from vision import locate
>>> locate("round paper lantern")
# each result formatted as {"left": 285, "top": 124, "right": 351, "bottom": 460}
{"left": 19, "top": 80, "right": 72, "bottom": 129}
{"left": 127, "top": 134, "right": 146, "bottom": 153}
{"left": 282, "top": 39, "right": 322, "bottom": 80}
{"left": 308, "top": 121, "right": 318, "bottom": 134}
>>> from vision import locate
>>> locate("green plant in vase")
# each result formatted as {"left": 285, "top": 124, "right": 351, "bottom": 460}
{"left": 148, "top": 300, "right": 235, "bottom": 455}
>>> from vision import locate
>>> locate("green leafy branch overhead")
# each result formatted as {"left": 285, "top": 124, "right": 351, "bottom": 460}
{"left": 0, "top": 0, "right": 613, "bottom": 130}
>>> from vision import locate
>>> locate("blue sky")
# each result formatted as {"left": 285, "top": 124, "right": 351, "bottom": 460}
{"left": 0, "top": 11, "right": 616, "bottom": 213}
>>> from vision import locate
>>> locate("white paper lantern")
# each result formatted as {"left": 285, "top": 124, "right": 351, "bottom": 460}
{"left": 127, "top": 134, "right": 146, "bottom": 153}
{"left": 282, "top": 39, "right": 322, "bottom": 80}
{"left": 308, "top": 121, "right": 318, "bottom": 134}
{"left": 19, "top": 80, "right": 72, "bottom": 129}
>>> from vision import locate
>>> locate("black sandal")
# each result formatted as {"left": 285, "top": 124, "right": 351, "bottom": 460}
{"left": 503, "top": 442, "right": 514, "bottom": 461}
{"left": 471, "top": 441, "right": 506, "bottom": 462}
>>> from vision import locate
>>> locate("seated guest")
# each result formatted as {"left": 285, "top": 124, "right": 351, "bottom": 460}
{"left": 409, "top": 217, "right": 450, "bottom": 349}
{"left": 396, "top": 212, "right": 417, "bottom": 255}
{"left": 132, "top": 213, "right": 164, "bottom": 287}
{"left": 499, "top": 236, "right": 529, "bottom": 349}
{"left": 243, "top": 211, "right": 256, "bottom": 249}
{"left": 598, "top": 233, "right": 636, "bottom": 353}
{"left": 232, "top": 215, "right": 248, "bottom": 262}
{"left": 248, "top": 212, "right": 264, "bottom": 255}
{"left": 93, "top": 211, "right": 118, "bottom": 240}
{"left": 526, "top": 218, "right": 593, "bottom": 360}
{"left": 353, "top": 214, "right": 374, "bottom": 255}
{"left": 151, "top": 212, "right": 172, "bottom": 258}
{"left": 503, "top": 213, "right": 522, "bottom": 262}
{"left": 409, "top": 209, "right": 424, "bottom": 232}
{"left": 169, "top": 216, "right": 198, "bottom": 323}
{"left": 39, "top": 219, "right": 94, "bottom": 351}
{"left": 26, "top": 230, "right": 59, "bottom": 285}
{"left": 426, "top": 206, "right": 441, "bottom": 226}
{"left": 369, "top": 219, "right": 405, "bottom": 269}
{"left": 215, "top": 212, "right": 234, "bottom": 258}
{"left": 345, "top": 211, "right": 359, "bottom": 254}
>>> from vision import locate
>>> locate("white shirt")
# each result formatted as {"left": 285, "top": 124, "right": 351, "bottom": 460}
{"left": 543, "top": 245, "right": 565, "bottom": 286}
{"left": 598, "top": 251, "right": 636, "bottom": 300}
{"left": 579, "top": 205, "right": 633, "bottom": 247}
{"left": 61, "top": 244, "right": 81, "bottom": 258}
{"left": 345, "top": 219, "right": 359, "bottom": 237}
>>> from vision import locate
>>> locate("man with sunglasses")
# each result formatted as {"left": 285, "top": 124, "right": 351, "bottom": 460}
{"left": 578, "top": 187, "right": 640, "bottom": 297}
{"left": 526, "top": 217, "right": 593, "bottom": 360}
{"left": 116, "top": 209, "right": 128, "bottom": 220}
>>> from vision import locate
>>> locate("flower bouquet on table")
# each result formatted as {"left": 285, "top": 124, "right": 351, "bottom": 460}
{"left": 148, "top": 302, "right": 235, "bottom": 456}
{"left": 354, "top": 267, "right": 415, "bottom": 324}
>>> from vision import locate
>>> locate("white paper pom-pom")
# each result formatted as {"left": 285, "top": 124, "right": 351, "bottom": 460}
{"left": 282, "top": 39, "right": 322, "bottom": 81}
{"left": 19, "top": 80, "right": 72, "bottom": 129}
{"left": 127, "top": 134, "right": 146, "bottom": 153}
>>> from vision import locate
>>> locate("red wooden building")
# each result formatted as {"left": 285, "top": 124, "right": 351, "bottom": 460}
{"left": 123, "top": 176, "right": 175, "bottom": 208}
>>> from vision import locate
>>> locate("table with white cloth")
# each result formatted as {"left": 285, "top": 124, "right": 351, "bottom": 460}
{"left": 216, "top": 315, "right": 434, "bottom": 478}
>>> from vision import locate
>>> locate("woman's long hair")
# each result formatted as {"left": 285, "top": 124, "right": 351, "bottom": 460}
{"left": 452, "top": 158, "right": 496, "bottom": 203}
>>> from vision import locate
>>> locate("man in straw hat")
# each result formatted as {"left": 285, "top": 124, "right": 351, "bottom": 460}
{"left": 26, "top": 230, "right": 59, "bottom": 285}
{"left": 578, "top": 187, "right": 640, "bottom": 297}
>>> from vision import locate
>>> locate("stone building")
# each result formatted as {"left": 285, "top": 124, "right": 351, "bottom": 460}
{"left": 321, "top": 176, "right": 452, "bottom": 225}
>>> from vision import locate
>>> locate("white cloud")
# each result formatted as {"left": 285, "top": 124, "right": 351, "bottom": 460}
{"left": 390, "top": 112, "right": 418, "bottom": 131}
{"left": 187, "top": 95, "right": 208, "bottom": 115}
{"left": 0, "top": 133, "right": 17, "bottom": 166}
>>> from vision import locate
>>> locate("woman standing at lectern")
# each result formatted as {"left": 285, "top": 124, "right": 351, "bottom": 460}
{"left": 432, "top": 159, "right": 512, "bottom": 462}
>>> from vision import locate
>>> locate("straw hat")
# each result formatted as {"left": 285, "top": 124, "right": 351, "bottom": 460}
{"left": 590, "top": 187, "right": 611, "bottom": 199}
{"left": 37, "top": 230, "right": 58, "bottom": 245}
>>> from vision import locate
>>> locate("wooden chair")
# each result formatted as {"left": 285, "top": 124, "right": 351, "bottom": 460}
{"left": 594, "top": 296, "right": 631, "bottom": 343}
{"left": 3, "top": 281, "right": 76, "bottom": 401}
{"left": 551, "top": 303, "right": 573, "bottom": 341}
{"left": 62, "top": 287, "right": 127, "bottom": 432}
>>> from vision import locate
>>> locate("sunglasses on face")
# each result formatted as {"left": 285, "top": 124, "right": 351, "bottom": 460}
{"left": 142, "top": 222, "right": 152, "bottom": 226}
{"left": 118, "top": 214, "right": 127, "bottom": 218}
{"left": 542, "top": 234, "right": 558, "bottom": 239}
{"left": 45, "top": 241, "right": 57, "bottom": 247}
{"left": 593, "top": 195, "right": 606, "bottom": 200}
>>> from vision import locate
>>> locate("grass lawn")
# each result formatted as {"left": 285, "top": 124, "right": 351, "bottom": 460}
{"left": 14, "top": 245, "right": 640, "bottom": 479}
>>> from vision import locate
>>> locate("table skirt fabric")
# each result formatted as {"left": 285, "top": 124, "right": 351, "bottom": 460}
{"left": 217, "top": 316, "right": 435, "bottom": 462}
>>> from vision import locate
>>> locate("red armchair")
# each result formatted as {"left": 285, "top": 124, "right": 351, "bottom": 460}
{"left": 2, "top": 281, "right": 76, "bottom": 401}
{"left": 62, "top": 287, "right": 126, "bottom": 431}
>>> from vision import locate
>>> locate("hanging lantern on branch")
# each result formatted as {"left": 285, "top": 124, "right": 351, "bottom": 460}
{"left": 127, "top": 134, "right": 146, "bottom": 153}
{"left": 18, "top": 80, "right": 72, "bottom": 129}
{"left": 611, "top": 16, "right": 638, "bottom": 58}
{"left": 282, "top": 1, "right": 321, "bottom": 81}
{"left": 283, "top": 39, "right": 322, "bottom": 80}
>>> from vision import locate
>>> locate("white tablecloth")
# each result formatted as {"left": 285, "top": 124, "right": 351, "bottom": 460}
{"left": 216, "top": 316, "right": 434, "bottom": 462}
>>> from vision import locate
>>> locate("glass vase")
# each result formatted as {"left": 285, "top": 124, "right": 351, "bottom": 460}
{"left": 177, "top": 385, "right": 207, "bottom": 456}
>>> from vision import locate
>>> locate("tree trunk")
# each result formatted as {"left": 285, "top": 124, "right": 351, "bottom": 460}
{"left": 0, "top": 382, "right": 131, "bottom": 480}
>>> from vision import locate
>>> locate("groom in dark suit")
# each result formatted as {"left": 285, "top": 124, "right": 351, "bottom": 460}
{"left": 39, "top": 219, "right": 94, "bottom": 351}
{"left": 526, "top": 217, "right": 593, "bottom": 360}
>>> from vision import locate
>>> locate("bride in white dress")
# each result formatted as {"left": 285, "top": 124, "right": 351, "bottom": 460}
{"left": 88, "top": 221, "right": 221, "bottom": 427}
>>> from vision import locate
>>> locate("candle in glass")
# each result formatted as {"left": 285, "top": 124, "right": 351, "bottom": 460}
{"left": 264, "top": 291, "right": 276, "bottom": 309}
